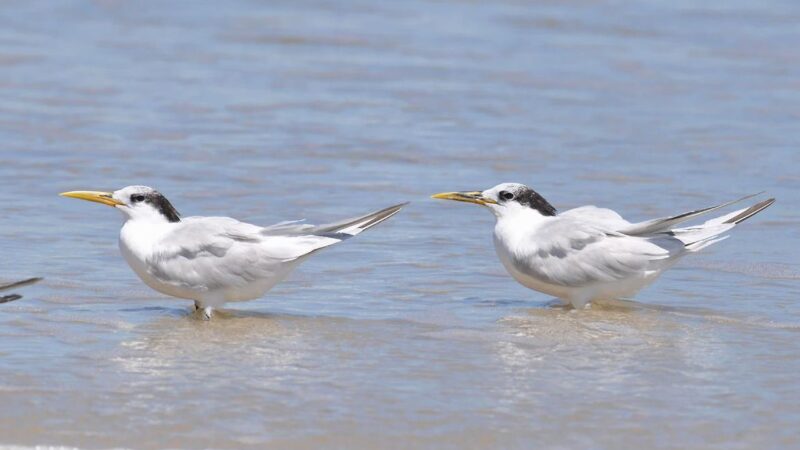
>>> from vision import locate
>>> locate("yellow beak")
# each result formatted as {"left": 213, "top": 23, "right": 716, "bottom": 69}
{"left": 431, "top": 191, "right": 497, "bottom": 206}
{"left": 60, "top": 190, "right": 124, "bottom": 207}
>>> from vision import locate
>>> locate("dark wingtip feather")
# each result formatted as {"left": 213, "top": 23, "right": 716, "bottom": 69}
{"left": 0, "top": 294, "right": 22, "bottom": 304}
{"left": 358, "top": 202, "right": 409, "bottom": 230}
{"left": 0, "top": 277, "right": 42, "bottom": 292}
{"left": 312, "top": 202, "right": 409, "bottom": 236}
{"left": 725, "top": 198, "right": 776, "bottom": 224}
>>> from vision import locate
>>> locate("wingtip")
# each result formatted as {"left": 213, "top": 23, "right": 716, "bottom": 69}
{"left": 761, "top": 197, "right": 777, "bottom": 211}
{"left": 18, "top": 276, "right": 43, "bottom": 286}
{"left": 735, "top": 191, "right": 767, "bottom": 203}
{"left": 726, "top": 197, "right": 776, "bottom": 224}
{"left": 0, "top": 294, "right": 23, "bottom": 304}
{"left": 0, "top": 277, "right": 42, "bottom": 292}
{"left": 385, "top": 201, "right": 410, "bottom": 217}
{"left": 383, "top": 201, "right": 410, "bottom": 214}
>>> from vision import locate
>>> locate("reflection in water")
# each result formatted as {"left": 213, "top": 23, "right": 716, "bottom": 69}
{"left": 491, "top": 303, "right": 739, "bottom": 443}
{"left": 116, "top": 311, "right": 305, "bottom": 383}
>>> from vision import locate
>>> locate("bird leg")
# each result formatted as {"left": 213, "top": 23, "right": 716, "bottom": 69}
{"left": 568, "top": 294, "right": 593, "bottom": 310}
{"left": 193, "top": 301, "right": 214, "bottom": 320}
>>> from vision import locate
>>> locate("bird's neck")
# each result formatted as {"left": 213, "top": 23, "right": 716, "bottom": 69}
{"left": 494, "top": 208, "right": 552, "bottom": 247}
{"left": 119, "top": 218, "right": 176, "bottom": 257}
{"left": 495, "top": 206, "right": 551, "bottom": 226}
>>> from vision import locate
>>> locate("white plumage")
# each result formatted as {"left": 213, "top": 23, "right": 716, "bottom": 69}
{"left": 434, "top": 183, "right": 774, "bottom": 308}
{"left": 62, "top": 186, "right": 406, "bottom": 318}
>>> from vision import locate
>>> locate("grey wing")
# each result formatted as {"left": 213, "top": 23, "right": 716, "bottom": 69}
{"left": 514, "top": 219, "right": 681, "bottom": 287}
{"left": 144, "top": 203, "right": 407, "bottom": 291}
{"left": 560, "top": 205, "right": 632, "bottom": 230}
{"left": 146, "top": 217, "right": 341, "bottom": 291}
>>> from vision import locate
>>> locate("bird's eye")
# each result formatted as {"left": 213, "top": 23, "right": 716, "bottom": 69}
{"left": 131, "top": 194, "right": 146, "bottom": 203}
{"left": 500, "top": 191, "right": 514, "bottom": 201}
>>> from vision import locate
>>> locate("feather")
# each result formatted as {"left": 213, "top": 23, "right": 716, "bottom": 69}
{"left": 617, "top": 192, "right": 764, "bottom": 236}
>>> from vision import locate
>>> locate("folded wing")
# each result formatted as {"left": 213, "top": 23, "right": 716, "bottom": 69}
{"left": 145, "top": 203, "right": 407, "bottom": 291}
{"left": 513, "top": 219, "right": 681, "bottom": 288}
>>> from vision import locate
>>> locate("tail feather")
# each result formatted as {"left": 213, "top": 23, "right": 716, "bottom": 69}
{"left": 684, "top": 235, "right": 730, "bottom": 252}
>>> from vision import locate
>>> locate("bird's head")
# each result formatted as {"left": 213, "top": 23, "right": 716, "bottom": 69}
{"left": 60, "top": 185, "right": 181, "bottom": 223}
{"left": 432, "top": 182, "right": 556, "bottom": 219}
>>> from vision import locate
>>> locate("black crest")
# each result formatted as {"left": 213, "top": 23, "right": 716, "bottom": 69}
{"left": 501, "top": 186, "right": 557, "bottom": 216}
{"left": 146, "top": 192, "right": 181, "bottom": 222}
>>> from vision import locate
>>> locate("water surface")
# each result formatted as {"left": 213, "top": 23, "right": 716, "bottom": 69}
{"left": 1, "top": 0, "right": 799, "bottom": 448}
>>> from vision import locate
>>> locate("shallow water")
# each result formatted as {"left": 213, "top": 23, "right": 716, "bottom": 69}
{"left": 1, "top": 0, "right": 799, "bottom": 448}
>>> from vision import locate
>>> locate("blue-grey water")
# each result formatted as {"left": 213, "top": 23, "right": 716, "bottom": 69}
{"left": 1, "top": 1, "right": 799, "bottom": 448}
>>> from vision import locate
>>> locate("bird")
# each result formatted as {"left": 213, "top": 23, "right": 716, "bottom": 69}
{"left": 0, "top": 277, "right": 42, "bottom": 304}
{"left": 432, "top": 183, "right": 775, "bottom": 308}
{"left": 61, "top": 186, "right": 407, "bottom": 318}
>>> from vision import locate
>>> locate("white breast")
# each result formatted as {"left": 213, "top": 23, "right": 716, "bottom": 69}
{"left": 492, "top": 230, "right": 570, "bottom": 300}
{"left": 119, "top": 220, "right": 199, "bottom": 301}
{"left": 491, "top": 212, "right": 572, "bottom": 300}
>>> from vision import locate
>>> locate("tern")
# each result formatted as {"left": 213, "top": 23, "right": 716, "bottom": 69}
{"left": 433, "top": 183, "right": 774, "bottom": 308}
{"left": 61, "top": 186, "right": 406, "bottom": 318}
{"left": 0, "top": 277, "right": 42, "bottom": 304}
